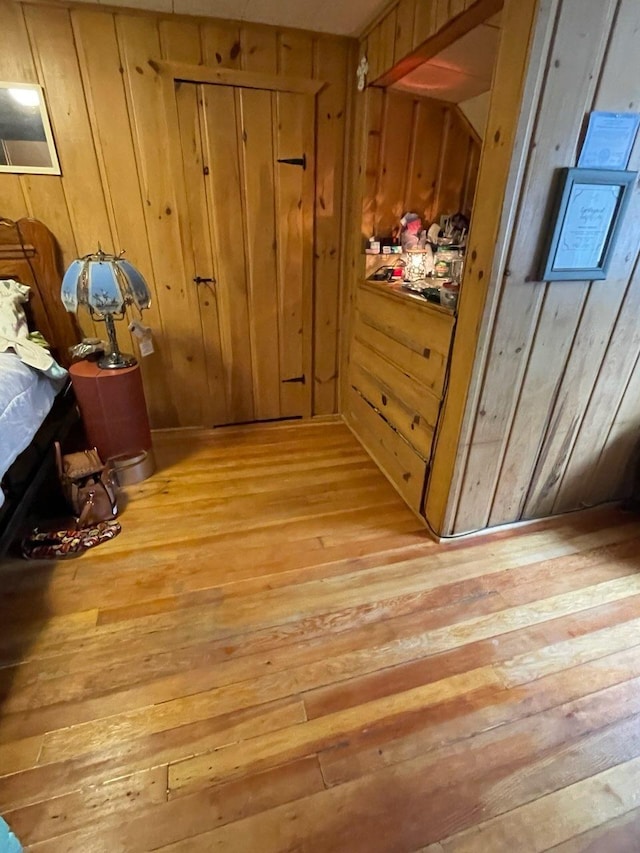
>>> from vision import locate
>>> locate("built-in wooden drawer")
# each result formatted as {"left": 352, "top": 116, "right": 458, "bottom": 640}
{"left": 345, "top": 281, "right": 456, "bottom": 516}
{"left": 356, "top": 280, "right": 455, "bottom": 398}
{"left": 349, "top": 337, "right": 437, "bottom": 459}
{"left": 344, "top": 385, "right": 427, "bottom": 515}
{"left": 349, "top": 281, "right": 455, "bottom": 461}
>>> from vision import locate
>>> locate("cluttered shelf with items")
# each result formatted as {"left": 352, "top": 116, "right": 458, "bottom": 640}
{"left": 360, "top": 277, "right": 454, "bottom": 317}
{"left": 364, "top": 210, "right": 468, "bottom": 313}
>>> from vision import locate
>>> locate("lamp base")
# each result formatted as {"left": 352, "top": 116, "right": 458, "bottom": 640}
{"left": 98, "top": 351, "right": 137, "bottom": 370}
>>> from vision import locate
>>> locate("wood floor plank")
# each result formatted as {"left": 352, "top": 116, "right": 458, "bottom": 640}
{"left": 0, "top": 735, "right": 43, "bottom": 777}
{"left": 167, "top": 668, "right": 500, "bottom": 795}
{"left": 17, "top": 569, "right": 640, "bottom": 752}
{"left": 27, "top": 757, "right": 324, "bottom": 853}
{"left": 0, "top": 699, "right": 305, "bottom": 811}
{"left": 318, "top": 637, "right": 640, "bottom": 788}
{"left": 0, "top": 422, "right": 639, "bottom": 851}
{"left": 5, "top": 765, "right": 167, "bottom": 847}
{"left": 547, "top": 806, "right": 640, "bottom": 852}
{"left": 128, "top": 739, "right": 640, "bottom": 853}
{"left": 0, "top": 582, "right": 505, "bottom": 719}
{"left": 5, "top": 534, "right": 636, "bottom": 717}
{"left": 436, "top": 755, "right": 640, "bottom": 852}
{"left": 305, "top": 594, "right": 640, "bottom": 720}
{"left": 8, "top": 518, "right": 636, "bottom": 679}
{"left": 1, "top": 542, "right": 624, "bottom": 714}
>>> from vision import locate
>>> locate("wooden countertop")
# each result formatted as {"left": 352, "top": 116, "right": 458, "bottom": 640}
{"left": 360, "top": 278, "right": 455, "bottom": 318}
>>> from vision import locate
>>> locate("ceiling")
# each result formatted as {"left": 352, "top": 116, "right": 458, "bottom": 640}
{"left": 72, "top": 0, "right": 388, "bottom": 36}
{"left": 392, "top": 13, "right": 501, "bottom": 102}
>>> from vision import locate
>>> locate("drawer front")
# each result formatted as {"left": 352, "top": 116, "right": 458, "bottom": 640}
{"left": 344, "top": 386, "right": 427, "bottom": 515}
{"left": 357, "top": 284, "right": 455, "bottom": 364}
{"left": 349, "top": 336, "right": 438, "bottom": 460}
{"left": 355, "top": 317, "right": 448, "bottom": 398}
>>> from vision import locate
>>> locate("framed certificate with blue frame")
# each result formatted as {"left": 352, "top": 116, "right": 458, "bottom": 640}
{"left": 540, "top": 168, "right": 637, "bottom": 281}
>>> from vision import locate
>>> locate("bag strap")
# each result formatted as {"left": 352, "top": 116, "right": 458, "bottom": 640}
{"left": 99, "top": 472, "right": 118, "bottom": 513}
{"left": 76, "top": 490, "right": 96, "bottom": 529}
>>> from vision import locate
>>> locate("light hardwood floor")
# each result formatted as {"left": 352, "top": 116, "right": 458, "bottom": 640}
{"left": 1, "top": 420, "right": 640, "bottom": 851}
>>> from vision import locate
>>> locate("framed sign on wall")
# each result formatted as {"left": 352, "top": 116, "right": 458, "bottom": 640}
{"left": 540, "top": 167, "right": 636, "bottom": 281}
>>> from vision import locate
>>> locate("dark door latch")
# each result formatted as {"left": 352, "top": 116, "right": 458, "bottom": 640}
{"left": 193, "top": 276, "right": 216, "bottom": 286}
{"left": 282, "top": 375, "right": 306, "bottom": 384}
{"left": 277, "top": 155, "right": 307, "bottom": 170}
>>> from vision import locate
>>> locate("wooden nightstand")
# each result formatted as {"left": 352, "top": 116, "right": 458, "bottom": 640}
{"left": 69, "top": 360, "right": 155, "bottom": 483}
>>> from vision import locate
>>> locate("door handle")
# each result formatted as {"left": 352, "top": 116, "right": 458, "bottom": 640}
{"left": 193, "top": 276, "right": 216, "bottom": 286}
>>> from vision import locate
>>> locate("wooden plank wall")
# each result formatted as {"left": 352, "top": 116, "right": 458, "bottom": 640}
{"left": 0, "top": 0, "right": 352, "bottom": 426}
{"left": 436, "top": 0, "right": 640, "bottom": 534}
{"left": 363, "top": 0, "right": 499, "bottom": 88}
{"left": 365, "top": 89, "right": 480, "bottom": 241}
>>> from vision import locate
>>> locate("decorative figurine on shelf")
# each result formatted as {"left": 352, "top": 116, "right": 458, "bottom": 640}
{"left": 449, "top": 212, "right": 470, "bottom": 246}
{"left": 399, "top": 212, "right": 423, "bottom": 251}
{"left": 400, "top": 213, "right": 434, "bottom": 282}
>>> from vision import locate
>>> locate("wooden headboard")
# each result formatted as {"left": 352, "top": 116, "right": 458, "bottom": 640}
{"left": 0, "top": 217, "right": 80, "bottom": 368}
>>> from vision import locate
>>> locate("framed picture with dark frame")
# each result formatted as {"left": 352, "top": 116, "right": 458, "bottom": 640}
{"left": 540, "top": 167, "right": 637, "bottom": 281}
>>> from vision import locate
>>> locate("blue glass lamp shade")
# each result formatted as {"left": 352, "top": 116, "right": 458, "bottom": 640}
{"left": 60, "top": 259, "right": 83, "bottom": 313}
{"left": 60, "top": 251, "right": 151, "bottom": 318}
{"left": 60, "top": 250, "right": 151, "bottom": 369}
{"left": 117, "top": 260, "right": 151, "bottom": 311}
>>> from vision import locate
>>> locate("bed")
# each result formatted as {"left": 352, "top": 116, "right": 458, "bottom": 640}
{"left": 0, "top": 217, "right": 81, "bottom": 556}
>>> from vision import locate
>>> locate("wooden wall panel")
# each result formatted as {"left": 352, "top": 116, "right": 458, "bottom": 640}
{"left": 365, "top": 90, "right": 479, "bottom": 241}
{"left": 200, "top": 20, "right": 241, "bottom": 67}
{"left": 412, "top": 0, "right": 437, "bottom": 49}
{"left": 313, "top": 39, "right": 351, "bottom": 415}
{"left": 363, "top": 0, "right": 502, "bottom": 87}
{"left": 373, "top": 92, "right": 417, "bottom": 236}
{"left": 452, "top": 0, "right": 615, "bottom": 532}
{"left": 436, "top": 0, "right": 640, "bottom": 534}
{"left": 424, "top": 0, "right": 547, "bottom": 534}
{"left": 25, "top": 6, "right": 113, "bottom": 257}
{"left": 394, "top": 0, "right": 417, "bottom": 60}
{"left": 0, "top": 0, "right": 351, "bottom": 427}
{"left": 541, "top": 0, "right": 640, "bottom": 514}
{"left": 72, "top": 7, "right": 176, "bottom": 426}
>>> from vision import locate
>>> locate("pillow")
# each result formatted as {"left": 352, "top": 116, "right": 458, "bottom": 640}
{"left": 0, "top": 279, "right": 30, "bottom": 342}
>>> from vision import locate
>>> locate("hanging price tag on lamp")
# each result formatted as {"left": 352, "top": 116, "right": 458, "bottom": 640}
{"left": 129, "top": 320, "right": 154, "bottom": 357}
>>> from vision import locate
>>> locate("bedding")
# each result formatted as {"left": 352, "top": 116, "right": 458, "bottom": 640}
{"left": 1, "top": 279, "right": 67, "bottom": 378}
{"left": 0, "top": 352, "right": 67, "bottom": 508}
{"left": 0, "top": 279, "right": 69, "bottom": 508}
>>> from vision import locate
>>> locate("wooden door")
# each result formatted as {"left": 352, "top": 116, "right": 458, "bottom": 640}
{"left": 175, "top": 81, "right": 315, "bottom": 426}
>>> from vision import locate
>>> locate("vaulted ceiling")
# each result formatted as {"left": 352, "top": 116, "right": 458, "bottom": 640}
{"left": 72, "top": 0, "right": 388, "bottom": 36}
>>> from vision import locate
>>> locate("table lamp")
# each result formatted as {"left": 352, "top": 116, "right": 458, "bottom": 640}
{"left": 61, "top": 249, "right": 151, "bottom": 369}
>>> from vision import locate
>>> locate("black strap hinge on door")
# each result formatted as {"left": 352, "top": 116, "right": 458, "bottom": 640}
{"left": 277, "top": 154, "right": 306, "bottom": 170}
{"left": 282, "top": 375, "right": 306, "bottom": 384}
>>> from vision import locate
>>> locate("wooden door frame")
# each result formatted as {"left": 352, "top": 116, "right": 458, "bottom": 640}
{"left": 150, "top": 60, "right": 325, "bottom": 96}
{"left": 423, "top": 0, "right": 546, "bottom": 534}
{"left": 152, "top": 60, "right": 323, "bottom": 422}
